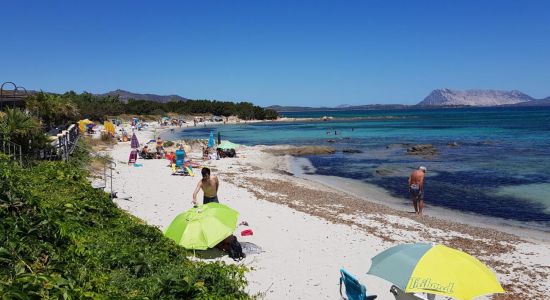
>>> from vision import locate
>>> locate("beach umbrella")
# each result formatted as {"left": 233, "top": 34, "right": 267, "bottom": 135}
{"left": 130, "top": 133, "right": 140, "bottom": 149}
{"left": 207, "top": 130, "right": 215, "bottom": 148}
{"left": 367, "top": 243, "right": 504, "bottom": 300}
{"left": 217, "top": 140, "right": 239, "bottom": 150}
{"left": 164, "top": 203, "right": 238, "bottom": 250}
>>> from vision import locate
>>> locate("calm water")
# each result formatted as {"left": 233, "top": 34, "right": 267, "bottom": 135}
{"left": 166, "top": 107, "right": 550, "bottom": 230}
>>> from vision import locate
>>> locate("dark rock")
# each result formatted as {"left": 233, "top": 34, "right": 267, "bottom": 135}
{"left": 375, "top": 168, "right": 393, "bottom": 176}
{"left": 406, "top": 144, "right": 437, "bottom": 156}
{"left": 386, "top": 143, "right": 411, "bottom": 149}
{"left": 263, "top": 146, "right": 336, "bottom": 156}
{"left": 342, "top": 149, "right": 363, "bottom": 154}
{"left": 447, "top": 141, "right": 459, "bottom": 147}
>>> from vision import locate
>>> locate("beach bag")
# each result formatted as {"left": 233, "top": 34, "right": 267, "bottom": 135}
{"left": 227, "top": 235, "right": 245, "bottom": 261}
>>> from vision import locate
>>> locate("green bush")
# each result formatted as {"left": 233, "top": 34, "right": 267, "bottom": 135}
{"left": 0, "top": 157, "right": 250, "bottom": 299}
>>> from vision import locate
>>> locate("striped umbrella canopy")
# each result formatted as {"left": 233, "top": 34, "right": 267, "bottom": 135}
{"left": 130, "top": 133, "right": 139, "bottom": 149}
{"left": 367, "top": 243, "right": 504, "bottom": 300}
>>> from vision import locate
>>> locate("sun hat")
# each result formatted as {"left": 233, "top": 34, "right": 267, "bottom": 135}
{"left": 419, "top": 166, "right": 427, "bottom": 172}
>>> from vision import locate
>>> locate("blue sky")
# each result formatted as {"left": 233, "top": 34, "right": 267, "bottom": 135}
{"left": 1, "top": 0, "right": 549, "bottom": 106}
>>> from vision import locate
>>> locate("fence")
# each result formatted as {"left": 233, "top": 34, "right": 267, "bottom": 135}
{"left": 54, "top": 124, "right": 80, "bottom": 161}
{"left": 0, "top": 139, "right": 23, "bottom": 165}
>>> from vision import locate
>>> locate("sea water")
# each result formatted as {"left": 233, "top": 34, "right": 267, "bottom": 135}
{"left": 165, "top": 107, "right": 550, "bottom": 231}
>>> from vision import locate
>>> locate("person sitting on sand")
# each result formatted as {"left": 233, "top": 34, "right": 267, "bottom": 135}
{"left": 192, "top": 167, "right": 219, "bottom": 205}
{"left": 408, "top": 166, "right": 426, "bottom": 215}
{"left": 156, "top": 137, "right": 163, "bottom": 152}
{"left": 202, "top": 147, "right": 209, "bottom": 160}
{"left": 140, "top": 145, "right": 154, "bottom": 159}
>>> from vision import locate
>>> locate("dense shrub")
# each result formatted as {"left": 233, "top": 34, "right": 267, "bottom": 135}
{"left": 0, "top": 157, "right": 250, "bottom": 299}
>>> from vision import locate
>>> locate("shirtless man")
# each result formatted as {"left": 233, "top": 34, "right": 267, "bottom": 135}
{"left": 408, "top": 166, "right": 427, "bottom": 215}
{"left": 192, "top": 167, "right": 219, "bottom": 205}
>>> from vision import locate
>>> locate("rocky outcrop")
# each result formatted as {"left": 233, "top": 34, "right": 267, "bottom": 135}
{"left": 375, "top": 168, "right": 394, "bottom": 176}
{"left": 406, "top": 144, "right": 437, "bottom": 156}
{"left": 263, "top": 146, "right": 336, "bottom": 156}
{"left": 342, "top": 149, "right": 363, "bottom": 154}
{"left": 447, "top": 141, "right": 459, "bottom": 147}
{"left": 418, "top": 89, "right": 533, "bottom": 106}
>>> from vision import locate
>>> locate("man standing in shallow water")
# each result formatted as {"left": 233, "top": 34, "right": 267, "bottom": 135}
{"left": 408, "top": 166, "right": 427, "bottom": 215}
{"left": 192, "top": 167, "right": 219, "bottom": 205}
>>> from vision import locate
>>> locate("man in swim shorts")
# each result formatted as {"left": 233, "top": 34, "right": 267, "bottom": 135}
{"left": 192, "top": 167, "right": 220, "bottom": 205}
{"left": 408, "top": 166, "right": 426, "bottom": 215}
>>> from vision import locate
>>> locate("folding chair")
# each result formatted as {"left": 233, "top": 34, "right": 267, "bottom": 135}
{"left": 340, "top": 268, "right": 377, "bottom": 300}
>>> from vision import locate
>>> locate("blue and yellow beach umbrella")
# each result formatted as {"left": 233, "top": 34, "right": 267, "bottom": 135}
{"left": 367, "top": 243, "right": 504, "bottom": 300}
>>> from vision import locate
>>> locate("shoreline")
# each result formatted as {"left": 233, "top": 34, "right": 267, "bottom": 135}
{"left": 163, "top": 124, "right": 550, "bottom": 236}
{"left": 105, "top": 122, "right": 550, "bottom": 299}
{"left": 288, "top": 156, "right": 550, "bottom": 241}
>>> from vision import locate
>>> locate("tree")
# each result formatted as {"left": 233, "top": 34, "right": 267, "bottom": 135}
{"left": 0, "top": 108, "right": 47, "bottom": 152}
{"left": 264, "top": 109, "right": 279, "bottom": 120}
{"left": 26, "top": 92, "right": 79, "bottom": 129}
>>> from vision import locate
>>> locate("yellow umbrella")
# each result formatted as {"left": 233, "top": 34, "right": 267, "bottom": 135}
{"left": 78, "top": 119, "right": 94, "bottom": 133}
{"left": 368, "top": 243, "right": 505, "bottom": 300}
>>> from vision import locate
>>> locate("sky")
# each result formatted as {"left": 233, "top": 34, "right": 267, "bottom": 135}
{"left": 1, "top": 0, "right": 549, "bottom": 106}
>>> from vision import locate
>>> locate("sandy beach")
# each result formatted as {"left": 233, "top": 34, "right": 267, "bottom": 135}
{"left": 105, "top": 123, "right": 550, "bottom": 299}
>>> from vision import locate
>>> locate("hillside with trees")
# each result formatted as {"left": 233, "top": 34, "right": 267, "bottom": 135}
{"left": 44, "top": 91, "right": 279, "bottom": 121}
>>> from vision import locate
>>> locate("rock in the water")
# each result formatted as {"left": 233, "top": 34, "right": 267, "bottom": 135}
{"left": 406, "top": 144, "right": 437, "bottom": 156}
{"left": 263, "top": 146, "right": 336, "bottom": 156}
{"left": 375, "top": 168, "right": 393, "bottom": 176}
{"left": 342, "top": 149, "right": 363, "bottom": 154}
{"left": 447, "top": 141, "right": 459, "bottom": 147}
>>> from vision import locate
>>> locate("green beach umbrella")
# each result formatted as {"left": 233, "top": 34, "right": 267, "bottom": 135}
{"left": 367, "top": 243, "right": 504, "bottom": 300}
{"left": 217, "top": 140, "right": 239, "bottom": 150}
{"left": 164, "top": 203, "right": 239, "bottom": 250}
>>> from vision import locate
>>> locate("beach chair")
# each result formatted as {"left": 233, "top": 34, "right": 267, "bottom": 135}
{"left": 172, "top": 149, "right": 188, "bottom": 175}
{"left": 339, "top": 268, "right": 377, "bottom": 300}
{"left": 390, "top": 285, "right": 434, "bottom": 300}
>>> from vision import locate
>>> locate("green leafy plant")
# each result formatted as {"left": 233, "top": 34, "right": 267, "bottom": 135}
{"left": 0, "top": 156, "right": 250, "bottom": 299}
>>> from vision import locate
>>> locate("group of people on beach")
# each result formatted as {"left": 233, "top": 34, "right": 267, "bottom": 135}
{"left": 140, "top": 137, "right": 165, "bottom": 159}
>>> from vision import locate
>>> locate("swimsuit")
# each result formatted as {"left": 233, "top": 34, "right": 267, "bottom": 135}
{"left": 410, "top": 184, "right": 423, "bottom": 199}
{"left": 203, "top": 195, "right": 219, "bottom": 204}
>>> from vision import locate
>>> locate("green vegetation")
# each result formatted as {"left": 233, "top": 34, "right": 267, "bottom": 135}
{"left": 0, "top": 108, "right": 49, "bottom": 154}
{"left": 0, "top": 155, "right": 250, "bottom": 298}
{"left": 31, "top": 91, "right": 279, "bottom": 121}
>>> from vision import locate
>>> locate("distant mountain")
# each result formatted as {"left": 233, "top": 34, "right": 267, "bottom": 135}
{"left": 418, "top": 89, "right": 533, "bottom": 106}
{"left": 97, "top": 89, "right": 188, "bottom": 103}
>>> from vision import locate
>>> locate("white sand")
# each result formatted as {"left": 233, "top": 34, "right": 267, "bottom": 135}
{"left": 104, "top": 123, "right": 550, "bottom": 299}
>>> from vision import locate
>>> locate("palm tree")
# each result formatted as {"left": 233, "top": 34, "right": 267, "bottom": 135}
{"left": 25, "top": 92, "right": 79, "bottom": 129}
{"left": 0, "top": 108, "right": 46, "bottom": 152}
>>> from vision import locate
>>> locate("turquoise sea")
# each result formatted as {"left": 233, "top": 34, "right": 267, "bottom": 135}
{"left": 166, "top": 107, "right": 550, "bottom": 231}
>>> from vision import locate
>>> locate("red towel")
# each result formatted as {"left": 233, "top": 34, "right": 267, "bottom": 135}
{"left": 240, "top": 229, "right": 253, "bottom": 236}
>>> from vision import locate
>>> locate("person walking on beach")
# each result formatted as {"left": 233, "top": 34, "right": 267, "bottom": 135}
{"left": 192, "top": 167, "right": 219, "bottom": 205}
{"left": 408, "top": 166, "right": 426, "bottom": 215}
